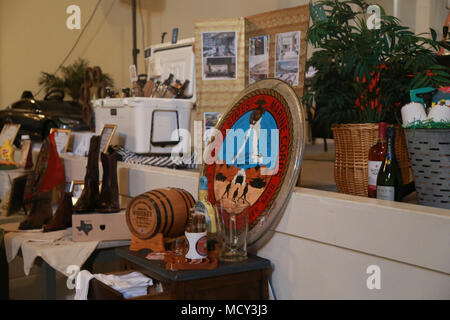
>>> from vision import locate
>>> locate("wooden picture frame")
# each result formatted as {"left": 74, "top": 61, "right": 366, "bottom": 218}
{"left": 65, "top": 181, "right": 73, "bottom": 193}
{"left": 18, "top": 139, "right": 32, "bottom": 168}
{"left": 5, "top": 174, "right": 28, "bottom": 216}
{"left": 70, "top": 180, "right": 102, "bottom": 205}
{"left": 50, "top": 128, "right": 71, "bottom": 154}
{"left": 99, "top": 124, "right": 117, "bottom": 153}
{"left": 0, "top": 124, "right": 21, "bottom": 147}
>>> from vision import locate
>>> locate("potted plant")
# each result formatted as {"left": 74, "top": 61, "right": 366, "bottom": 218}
{"left": 38, "top": 58, "right": 114, "bottom": 102}
{"left": 305, "top": 0, "right": 450, "bottom": 196}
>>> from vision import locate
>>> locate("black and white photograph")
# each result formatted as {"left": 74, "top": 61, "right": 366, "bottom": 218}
{"left": 249, "top": 35, "right": 270, "bottom": 84}
{"left": 202, "top": 31, "right": 237, "bottom": 80}
{"left": 275, "top": 31, "right": 301, "bottom": 86}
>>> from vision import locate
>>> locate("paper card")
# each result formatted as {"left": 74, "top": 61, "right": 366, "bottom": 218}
{"left": 50, "top": 129, "right": 71, "bottom": 154}
{"left": 275, "top": 31, "right": 301, "bottom": 86}
{"left": 129, "top": 64, "right": 138, "bottom": 83}
{"left": 70, "top": 180, "right": 84, "bottom": 205}
{"left": 249, "top": 35, "right": 270, "bottom": 85}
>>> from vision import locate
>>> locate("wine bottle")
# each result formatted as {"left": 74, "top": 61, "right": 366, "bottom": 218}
{"left": 159, "top": 73, "right": 174, "bottom": 98}
{"left": 150, "top": 80, "right": 161, "bottom": 97}
{"left": 175, "top": 80, "right": 190, "bottom": 99}
{"left": 368, "top": 122, "right": 387, "bottom": 198}
{"left": 376, "top": 127, "right": 403, "bottom": 201}
{"left": 165, "top": 80, "right": 182, "bottom": 99}
{"left": 194, "top": 176, "right": 218, "bottom": 250}
{"left": 162, "top": 73, "right": 174, "bottom": 86}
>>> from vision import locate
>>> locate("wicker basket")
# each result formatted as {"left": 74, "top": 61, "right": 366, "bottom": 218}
{"left": 404, "top": 129, "right": 450, "bottom": 209}
{"left": 332, "top": 123, "right": 412, "bottom": 197}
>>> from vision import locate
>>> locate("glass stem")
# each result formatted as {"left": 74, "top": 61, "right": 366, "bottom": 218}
{"left": 229, "top": 215, "right": 237, "bottom": 251}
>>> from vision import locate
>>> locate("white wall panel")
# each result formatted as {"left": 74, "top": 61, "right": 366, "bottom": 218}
{"left": 259, "top": 233, "right": 450, "bottom": 299}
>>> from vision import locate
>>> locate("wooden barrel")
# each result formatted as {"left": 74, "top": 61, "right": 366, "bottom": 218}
{"left": 126, "top": 188, "right": 195, "bottom": 239}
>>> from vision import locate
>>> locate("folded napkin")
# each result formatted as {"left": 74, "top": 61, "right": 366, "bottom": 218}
{"left": 75, "top": 271, "right": 153, "bottom": 300}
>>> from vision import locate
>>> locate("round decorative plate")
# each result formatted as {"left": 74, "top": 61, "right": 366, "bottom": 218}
{"left": 201, "top": 79, "right": 306, "bottom": 249}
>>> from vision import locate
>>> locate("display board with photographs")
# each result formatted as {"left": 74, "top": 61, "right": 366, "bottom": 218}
{"left": 194, "top": 5, "right": 309, "bottom": 121}
{"left": 0, "top": 124, "right": 21, "bottom": 147}
{"left": 50, "top": 128, "right": 71, "bottom": 154}
{"left": 202, "top": 31, "right": 237, "bottom": 80}
{"left": 249, "top": 35, "right": 270, "bottom": 84}
{"left": 99, "top": 124, "right": 117, "bottom": 153}
{"left": 245, "top": 5, "right": 309, "bottom": 98}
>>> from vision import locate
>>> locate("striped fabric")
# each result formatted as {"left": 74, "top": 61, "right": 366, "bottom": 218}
{"left": 113, "top": 146, "right": 198, "bottom": 170}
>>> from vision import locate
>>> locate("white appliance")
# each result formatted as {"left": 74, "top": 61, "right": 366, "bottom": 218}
{"left": 93, "top": 38, "right": 195, "bottom": 154}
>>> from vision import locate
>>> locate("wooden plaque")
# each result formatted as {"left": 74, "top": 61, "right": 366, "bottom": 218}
{"left": 201, "top": 79, "right": 306, "bottom": 249}
{"left": 194, "top": 5, "right": 310, "bottom": 121}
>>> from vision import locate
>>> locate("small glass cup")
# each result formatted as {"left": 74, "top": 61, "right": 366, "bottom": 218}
{"left": 171, "top": 238, "right": 185, "bottom": 256}
{"left": 217, "top": 199, "right": 249, "bottom": 262}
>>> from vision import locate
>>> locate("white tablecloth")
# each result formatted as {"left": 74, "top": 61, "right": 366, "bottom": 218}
{"left": 2, "top": 223, "right": 99, "bottom": 277}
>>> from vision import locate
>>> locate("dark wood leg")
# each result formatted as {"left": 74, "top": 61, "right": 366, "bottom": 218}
{"left": 42, "top": 261, "right": 56, "bottom": 300}
{"left": 0, "top": 230, "right": 9, "bottom": 300}
{"left": 261, "top": 269, "right": 270, "bottom": 300}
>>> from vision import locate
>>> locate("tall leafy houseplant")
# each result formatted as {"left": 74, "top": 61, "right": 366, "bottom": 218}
{"left": 305, "top": 0, "right": 450, "bottom": 136}
{"left": 38, "top": 58, "right": 114, "bottom": 102}
{"left": 305, "top": 0, "right": 450, "bottom": 197}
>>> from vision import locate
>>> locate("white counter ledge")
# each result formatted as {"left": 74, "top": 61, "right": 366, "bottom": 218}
{"left": 61, "top": 154, "right": 450, "bottom": 299}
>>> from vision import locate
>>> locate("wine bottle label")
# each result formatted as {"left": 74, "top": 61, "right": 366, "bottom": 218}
{"left": 377, "top": 186, "right": 395, "bottom": 201}
{"left": 368, "top": 161, "right": 382, "bottom": 186}
{"left": 185, "top": 231, "right": 207, "bottom": 259}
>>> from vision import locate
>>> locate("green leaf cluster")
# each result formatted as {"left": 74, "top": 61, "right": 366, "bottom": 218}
{"left": 305, "top": 0, "right": 450, "bottom": 136}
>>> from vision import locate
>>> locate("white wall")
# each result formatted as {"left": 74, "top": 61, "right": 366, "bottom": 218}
{"left": 0, "top": 0, "right": 308, "bottom": 109}
{"left": 258, "top": 188, "right": 450, "bottom": 299}
{"left": 2, "top": 0, "right": 447, "bottom": 109}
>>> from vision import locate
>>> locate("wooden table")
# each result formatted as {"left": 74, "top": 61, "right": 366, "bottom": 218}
{"left": 0, "top": 229, "right": 8, "bottom": 299}
{"left": 1, "top": 227, "right": 130, "bottom": 300}
{"left": 102, "top": 247, "right": 271, "bottom": 300}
